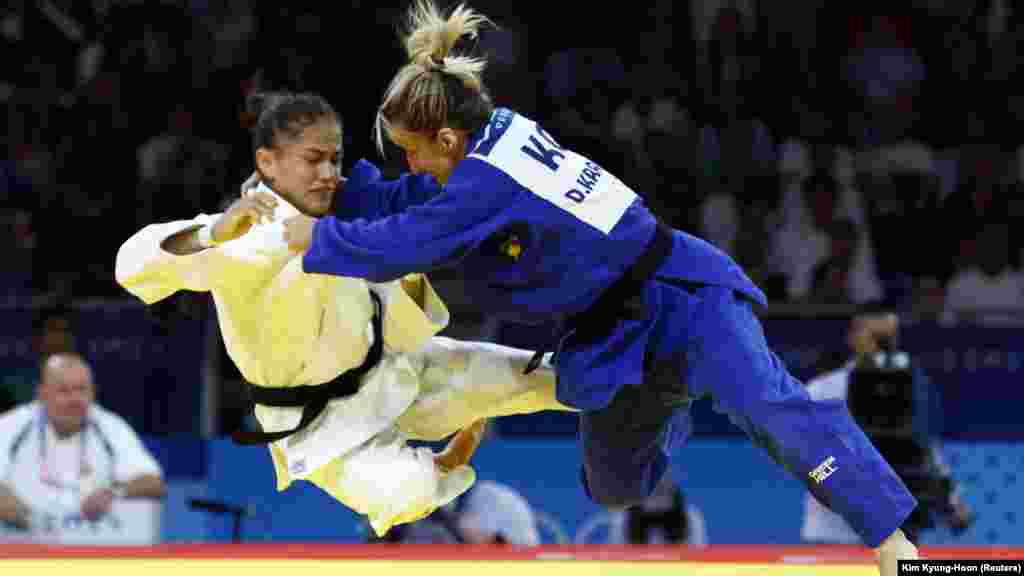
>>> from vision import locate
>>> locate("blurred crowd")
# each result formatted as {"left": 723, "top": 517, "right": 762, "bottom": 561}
{"left": 2, "top": 0, "right": 1023, "bottom": 326}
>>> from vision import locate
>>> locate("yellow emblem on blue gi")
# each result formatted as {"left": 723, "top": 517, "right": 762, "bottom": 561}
{"left": 500, "top": 235, "right": 522, "bottom": 260}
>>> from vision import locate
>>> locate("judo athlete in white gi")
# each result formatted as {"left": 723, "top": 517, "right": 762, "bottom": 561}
{"left": 115, "top": 91, "right": 571, "bottom": 536}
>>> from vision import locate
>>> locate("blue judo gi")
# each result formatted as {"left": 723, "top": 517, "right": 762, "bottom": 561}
{"left": 305, "top": 107, "right": 917, "bottom": 547}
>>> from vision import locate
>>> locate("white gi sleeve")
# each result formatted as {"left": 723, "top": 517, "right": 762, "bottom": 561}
{"left": 115, "top": 214, "right": 230, "bottom": 303}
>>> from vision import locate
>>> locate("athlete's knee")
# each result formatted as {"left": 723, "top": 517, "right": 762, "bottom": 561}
{"left": 339, "top": 437, "right": 440, "bottom": 516}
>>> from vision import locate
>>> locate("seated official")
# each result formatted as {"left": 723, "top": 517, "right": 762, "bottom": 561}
{"left": 0, "top": 354, "right": 166, "bottom": 543}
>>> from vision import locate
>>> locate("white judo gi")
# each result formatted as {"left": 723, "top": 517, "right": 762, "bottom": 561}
{"left": 114, "top": 185, "right": 571, "bottom": 536}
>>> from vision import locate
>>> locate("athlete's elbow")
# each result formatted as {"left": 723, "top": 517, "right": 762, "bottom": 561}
{"left": 113, "top": 244, "right": 137, "bottom": 289}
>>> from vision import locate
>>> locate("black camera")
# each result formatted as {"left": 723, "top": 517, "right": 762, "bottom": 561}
{"left": 847, "top": 337, "right": 915, "bottom": 438}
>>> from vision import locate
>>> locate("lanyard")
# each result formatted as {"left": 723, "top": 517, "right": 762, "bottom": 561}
{"left": 37, "top": 408, "right": 92, "bottom": 496}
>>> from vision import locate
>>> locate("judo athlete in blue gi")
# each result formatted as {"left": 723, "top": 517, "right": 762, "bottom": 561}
{"left": 281, "top": 2, "right": 918, "bottom": 572}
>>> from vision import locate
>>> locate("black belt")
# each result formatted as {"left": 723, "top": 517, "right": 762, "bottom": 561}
{"left": 524, "top": 220, "right": 674, "bottom": 374}
{"left": 231, "top": 290, "right": 384, "bottom": 445}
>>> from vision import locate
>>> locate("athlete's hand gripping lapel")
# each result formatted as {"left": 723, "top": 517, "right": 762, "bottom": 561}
{"left": 284, "top": 214, "right": 317, "bottom": 252}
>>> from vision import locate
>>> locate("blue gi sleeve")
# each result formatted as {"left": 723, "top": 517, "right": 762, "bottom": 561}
{"left": 334, "top": 159, "right": 442, "bottom": 220}
{"left": 304, "top": 160, "right": 510, "bottom": 283}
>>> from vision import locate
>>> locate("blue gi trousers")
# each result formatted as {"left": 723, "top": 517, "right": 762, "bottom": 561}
{"left": 579, "top": 282, "right": 918, "bottom": 548}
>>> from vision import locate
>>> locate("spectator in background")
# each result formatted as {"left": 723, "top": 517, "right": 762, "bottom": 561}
{"left": 858, "top": 169, "right": 941, "bottom": 306}
{"left": 698, "top": 176, "right": 739, "bottom": 258}
{"left": 542, "top": 46, "right": 626, "bottom": 171}
{"left": 939, "top": 155, "right": 1011, "bottom": 282}
{"left": 646, "top": 96, "right": 701, "bottom": 232}
{"left": 609, "top": 92, "right": 654, "bottom": 200}
{"left": 702, "top": 5, "right": 757, "bottom": 126}
{"left": 0, "top": 306, "right": 77, "bottom": 414}
{"left": 808, "top": 219, "right": 860, "bottom": 305}
{"left": 477, "top": 13, "right": 534, "bottom": 119}
{"left": 0, "top": 353, "right": 165, "bottom": 541}
{"left": 0, "top": 205, "right": 34, "bottom": 305}
{"left": 456, "top": 480, "right": 541, "bottom": 546}
{"left": 941, "top": 223, "right": 1023, "bottom": 326}
{"left": 702, "top": 3, "right": 778, "bottom": 262}
{"left": 137, "top": 103, "right": 230, "bottom": 225}
{"left": 770, "top": 172, "right": 838, "bottom": 301}
{"left": 206, "top": 0, "right": 255, "bottom": 79}
{"left": 773, "top": 129, "right": 879, "bottom": 307}
{"left": 916, "top": 3, "right": 992, "bottom": 149}
{"left": 609, "top": 2, "right": 695, "bottom": 215}
{"left": 845, "top": 12, "right": 926, "bottom": 147}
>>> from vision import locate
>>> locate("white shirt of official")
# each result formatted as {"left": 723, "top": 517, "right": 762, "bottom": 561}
{"left": 0, "top": 401, "right": 163, "bottom": 543}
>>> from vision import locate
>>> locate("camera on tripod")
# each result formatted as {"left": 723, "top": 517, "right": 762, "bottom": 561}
{"left": 847, "top": 336, "right": 914, "bottom": 437}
